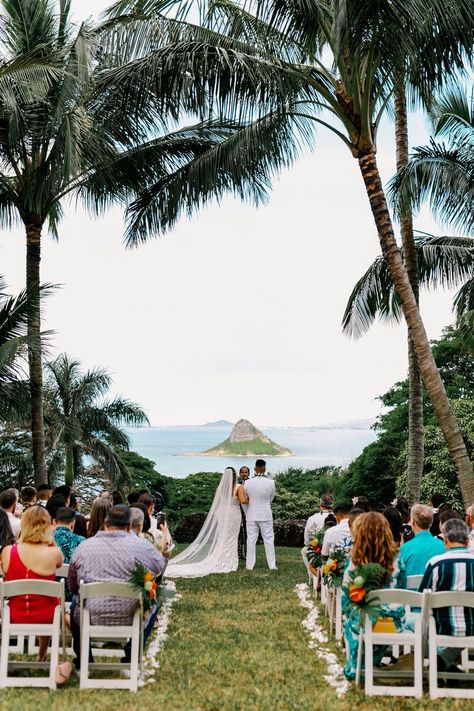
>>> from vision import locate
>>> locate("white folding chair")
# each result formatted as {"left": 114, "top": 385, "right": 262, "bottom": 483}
{"left": 27, "top": 563, "right": 70, "bottom": 656}
{"left": 427, "top": 590, "right": 474, "bottom": 699}
{"left": 312, "top": 567, "right": 322, "bottom": 600}
{"left": 0, "top": 579, "right": 65, "bottom": 689}
{"left": 357, "top": 589, "right": 426, "bottom": 698}
{"left": 406, "top": 575, "right": 423, "bottom": 590}
{"left": 79, "top": 581, "right": 144, "bottom": 691}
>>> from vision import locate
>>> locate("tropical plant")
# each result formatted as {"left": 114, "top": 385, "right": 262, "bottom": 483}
{"left": 0, "top": 0, "right": 272, "bottom": 486}
{"left": 109, "top": 0, "right": 474, "bottom": 505}
{"left": 44, "top": 353, "right": 149, "bottom": 487}
{"left": 342, "top": 233, "right": 474, "bottom": 501}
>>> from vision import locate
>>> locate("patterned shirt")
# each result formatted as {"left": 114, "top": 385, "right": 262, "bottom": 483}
{"left": 68, "top": 530, "right": 166, "bottom": 625}
{"left": 419, "top": 546, "right": 474, "bottom": 637}
{"left": 54, "top": 526, "right": 85, "bottom": 563}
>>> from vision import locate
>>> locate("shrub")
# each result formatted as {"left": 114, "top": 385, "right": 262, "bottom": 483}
{"left": 273, "top": 519, "right": 306, "bottom": 547}
{"left": 173, "top": 512, "right": 207, "bottom": 543}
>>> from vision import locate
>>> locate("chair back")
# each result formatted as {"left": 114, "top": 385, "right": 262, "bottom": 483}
{"left": 407, "top": 575, "right": 423, "bottom": 590}
{"left": 80, "top": 581, "right": 142, "bottom": 601}
{"left": 0, "top": 579, "right": 65, "bottom": 617}
{"left": 56, "top": 564, "right": 69, "bottom": 578}
{"left": 367, "top": 588, "right": 425, "bottom": 608}
{"left": 427, "top": 590, "right": 474, "bottom": 610}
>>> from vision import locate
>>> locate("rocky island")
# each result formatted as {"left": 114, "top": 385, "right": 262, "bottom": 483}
{"left": 202, "top": 418, "right": 293, "bottom": 456}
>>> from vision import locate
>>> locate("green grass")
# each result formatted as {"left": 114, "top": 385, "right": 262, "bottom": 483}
{"left": 1, "top": 547, "right": 473, "bottom": 711}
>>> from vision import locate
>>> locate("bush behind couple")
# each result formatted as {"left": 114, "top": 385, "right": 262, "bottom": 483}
{"left": 234, "top": 459, "right": 277, "bottom": 572}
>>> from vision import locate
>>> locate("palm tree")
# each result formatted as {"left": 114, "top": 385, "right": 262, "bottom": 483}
{"left": 44, "top": 353, "right": 149, "bottom": 487}
{"left": 0, "top": 0, "right": 274, "bottom": 486}
{"left": 342, "top": 233, "right": 474, "bottom": 500}
{"left": 108, "top": 0, "right": 474, "bottom": 505}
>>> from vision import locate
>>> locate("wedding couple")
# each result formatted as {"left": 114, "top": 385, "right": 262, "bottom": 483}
{"left": 166, "top": 459, "right": 276, "bottom": 578}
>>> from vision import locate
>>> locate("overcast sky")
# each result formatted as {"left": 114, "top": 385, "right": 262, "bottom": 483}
{"left": 0, "top": 1, "right": 459, "bottom": 427}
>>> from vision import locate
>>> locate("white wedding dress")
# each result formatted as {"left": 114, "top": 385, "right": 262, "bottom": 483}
{"left": 165, "top": 468, "right": 242, "bottom": 578}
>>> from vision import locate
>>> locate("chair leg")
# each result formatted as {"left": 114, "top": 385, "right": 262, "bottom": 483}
{"left": 0, "top": 612, "right": 10, "bottom": 687}
{"left": 428, "top": 618, "right": 439, "bottom": 698}
{"left": 49, "top": 611, "right": 60, "bottom": 690}
{"left": 130, "top": 619, "right": 140, "bottom": 693}
{"left": 413, "top": 619, "right": 423, "bottom": 699}
{"left": 364, "top": 619, "right": 373, "bottom": 695}
{"left": 355, "top": 628, "right": 364, "bottom": 686}
{"left": 80, "top": 611, "right": 90, "bottom": 689}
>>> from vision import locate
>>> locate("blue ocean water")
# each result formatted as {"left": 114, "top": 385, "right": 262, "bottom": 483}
{"left": 125, "top": 424, "right": 377, "bottom": 479}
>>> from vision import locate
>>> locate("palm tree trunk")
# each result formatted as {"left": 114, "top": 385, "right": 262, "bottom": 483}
{"left": 26, "top": 222, "right": 47, "bottom": 487}
{"left": 65, "top": 445, "right": 74, "bottom": 487}
{"left": 358, "top": 151, "right": 474, "bottom": 507}
{"left": 73, "top": 445, "right": 83, "bottom": 480}
{"left": 394, "top": 79, "right": 424, "bottom": 504}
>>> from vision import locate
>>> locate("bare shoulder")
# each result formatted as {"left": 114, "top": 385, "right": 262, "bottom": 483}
{"left": 1, "top": 545, "right": 12, "bottom": 572}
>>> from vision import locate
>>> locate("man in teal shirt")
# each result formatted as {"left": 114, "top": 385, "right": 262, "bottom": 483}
{"left": 400, "top": 504, "right": 445, "bottom": 580}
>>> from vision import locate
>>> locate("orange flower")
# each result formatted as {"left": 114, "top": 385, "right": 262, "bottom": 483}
{"left": 144, "top": 571, "right": 154, "bottom": 582}
{"left": 330, "top": 560, "right": 338, "bottom": 572}
{"left": 349, "top": 586, "right": 366, "bottom": 603}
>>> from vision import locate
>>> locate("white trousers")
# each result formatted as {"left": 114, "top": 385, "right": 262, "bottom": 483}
{"left": 246, "top": 520, "right": 276, "bottom": 570}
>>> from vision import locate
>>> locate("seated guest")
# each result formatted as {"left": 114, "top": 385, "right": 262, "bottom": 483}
{"left": 37, "top": 484, "right": 52, "bottom": 507}
{"left": 399, "top": 504, "right": 445, "bottom": 578}
{"left": 0, "top": 509, "right": 15, "bottom": 552}
{"left": 99, "top": 490, "right": 112, "bottom": 501}
{"left": 437, "top": 509, "right": 463, "bottom": 540}
{"left": 419, "top": 518, "right": 474, "bottom": 670}
{"left": 129, "top": 507, "right": 145, "bottom": 536}
{"left": 352, "top": 496, "right": 371, "bottom": 512}
{"left": 20, "top": 485, "right": 37, "bottom": 511}
{"left": 131, "top": 503, "right": 153, "bottom": 541}
{"left": 54, "top": 507, "right": 85, "bottom": 563}
{"left": 321, "top": 502, "right": 352, "bottom": 559}
{"left": 0, "top": 507, "right": 66, "bottom": 666}
{"left": 53, "top": 485, "right": 71, "bottom": 505}
{"left": 46, "top": 494, "right": 67, "bottom": 521}
{"left": 69, "top": 493, "right": 88, "bottom": 537}
{"left": 342, "top": 512, "right": 407, "bottom": 680}
{"left": 304, "top": 495, "right": 334, "bottom": 544}
{"left": 67, "top": 505, "right": 166, "bottom": 670}
{"left": 0, "top": 488, "right": 21, "bottom": 538}
{"left": 383, "top": 506, "right": 404, "bottom": 547}
{"left": 112, "top": 490, "right": 123, "bottom": 505}
{"left": 429, "top": 492, "right": 446, "bottom": 536}
{"left": 87, "top": 497, "right": 112, "bottom": 537}
{"left": 466, "top": 503, "right": 474, "bottom": 549}
{"left": 127, "top": 491, "right": 140, "bottom": 505}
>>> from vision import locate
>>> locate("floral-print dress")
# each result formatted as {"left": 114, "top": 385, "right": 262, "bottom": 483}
{"left": 341, "top": 555, "right": 407, "bottom": 680}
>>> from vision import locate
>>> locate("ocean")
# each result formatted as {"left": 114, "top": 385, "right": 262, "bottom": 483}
{"left": 125, "top": 424, "right": 377, "bottom": 479}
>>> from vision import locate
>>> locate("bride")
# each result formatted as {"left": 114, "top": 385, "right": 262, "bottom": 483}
{"left": 165, "top": 467, "right": 248, "bottom": 578}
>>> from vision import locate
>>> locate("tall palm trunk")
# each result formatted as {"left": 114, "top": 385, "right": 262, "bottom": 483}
{"left": 358, "top": 151, "right": 474, "bottom": 507}
{"left": 26, "top": 222, "right": 47, "bottom": 486}
{"left": 394, "top": 80, "right": 425, "bottom": 504}
{"left": 65, "top": 445, "right": 74, "bottom": 487}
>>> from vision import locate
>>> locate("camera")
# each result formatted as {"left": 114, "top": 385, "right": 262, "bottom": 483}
{"left": 155, "top": 511, "right": 166, "bottom": 527}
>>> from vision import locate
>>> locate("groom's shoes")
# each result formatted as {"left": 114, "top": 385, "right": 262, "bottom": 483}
{"left": 269, "top": 567, "right": 278, "bottom": 571}
{"left": 245, "top": 567, "right": 254, "bottom": 571}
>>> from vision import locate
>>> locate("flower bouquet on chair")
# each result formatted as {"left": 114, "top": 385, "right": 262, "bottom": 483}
{"left": 345, "top": 562, "right": 389, "bottom": 627}
{"left": 129, "top": 563, "right": 159, "bottom": 612}
{"left": 322, "top": 545, "right": 347, "bottom": 589}
{"left": 306, "top": 528, "right": 326, "bottom": 575}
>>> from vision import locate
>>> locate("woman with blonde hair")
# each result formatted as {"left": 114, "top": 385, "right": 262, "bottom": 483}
{"left": 0, "top": 506, "right": 71, "bottom": 682}
{"left": 341, "top": 512, "right": 407, "bottom": 680}
{"left": 87, "top": 496, "right": 112, "bottom": 537}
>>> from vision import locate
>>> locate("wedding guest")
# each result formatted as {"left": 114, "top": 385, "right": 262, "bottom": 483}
{"left": 87, "top": 497, "right": 112, "bottom": 537}
{"left": 466, "top": 504, "right": 474, "bottom": 548}
{"left": 348, "top": 507, "right": 364, "bottom": 533}
{"left": 20, "top": 485, "right": 37, "bottom": 511}
{"left": 12, "top": 488, "right": 23, "bottom": 517}
{"left": 0, "top": 488, "right": 21, "bottom": 538}
{"left": 0, "top": 509, "right": 15, "bottom": 552}
{"left": 67, "top": 505, "right": 166, "bottom": 670}
{"left": 127, "top": 491, "right": 140, "bottom": 505}
{"left": 352, "top": 496, "right": 371, "bottom": 512}
{"left": 419, "top": 519, "right": 474, "bottom": 670}
{"left": 130, "top": 502, "right": 153, "bottom": 542}
{"left": 383, "top": 506, "right": 404, "bottom": 547}
{"left": 46, "top": 494, "right": 68, "bottom": 521}
{"left": 304, "top": 494, "right": 334, "bottom": 544}
{"left": 37, "top": 484, "right": 52, "bottom": 507}
{"left": 437, "top": 509, "right": 463, "bottom": 540}
{"left": 53, "top": 485, "right": 71, "bottom": 505}
{"left": 129, "top": 507, "right": 145, "bottom": 536}
{"left": 69, "top": 493, "right": 88, "bottom": 537}
{"left": 321, "top": 502, "right": 352, "bottom": 559}
{"left": 99, "top": 490, "right": 112, "bottom": 502}
{"left": 54, "top": 507, "right": 86, "bottom": 563}
{"left": 429, "top": 492, "right": 446, "bottom": 536}
{"left": 399, "top": 504, "right": 445, "bottom": 578}
{"left": 342, "top": 512, "right": 407, "bottom": 680}
{"left": 112, "top": 490, "right": 123, "bottom": 506}
{"left": 0, "top": 506, "right": 65, "bottom": 665}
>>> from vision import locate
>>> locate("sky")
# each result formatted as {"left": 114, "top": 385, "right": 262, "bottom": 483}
{"left": 0, "top": 1, "right": 460, "bottom": 427}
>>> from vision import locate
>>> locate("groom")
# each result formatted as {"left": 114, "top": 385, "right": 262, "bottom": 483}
{"left": 244, "top": 459, "right": 277, "bottom": 570}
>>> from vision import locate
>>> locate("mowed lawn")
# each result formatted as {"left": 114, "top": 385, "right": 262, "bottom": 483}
{"left": 0, "top": 546, "right": 473, "bottom": 711}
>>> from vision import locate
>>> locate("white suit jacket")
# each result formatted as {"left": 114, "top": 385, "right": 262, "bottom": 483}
{"left": 244, "top": 477, "right": 275, "bottom": 522}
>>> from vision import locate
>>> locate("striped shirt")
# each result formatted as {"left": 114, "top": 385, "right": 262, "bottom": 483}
{"left": 419, "top": 546, "right": 474, "bottom": 637}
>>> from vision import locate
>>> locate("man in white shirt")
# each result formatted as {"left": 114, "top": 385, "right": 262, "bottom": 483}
{"left": 321, "top": 502, "right": 352, "bottom": 559}
{"left": 304, "top": 494, "right": 334, "bottom": 545}
{"left": 0, "top": 488, "right": 21, "bottom": 538}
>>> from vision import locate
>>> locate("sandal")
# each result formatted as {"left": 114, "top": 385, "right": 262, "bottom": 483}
{"left": 55, "top": 661, "right": 72, "bottom": 686}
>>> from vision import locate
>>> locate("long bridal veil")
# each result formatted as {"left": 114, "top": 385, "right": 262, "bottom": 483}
{"left": 165, "top": 467, "right": 236, "bottom": 578}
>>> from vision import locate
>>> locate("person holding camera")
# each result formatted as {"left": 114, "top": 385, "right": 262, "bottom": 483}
{"left": 138, "top": 492, "right": 174, "bottom": 558}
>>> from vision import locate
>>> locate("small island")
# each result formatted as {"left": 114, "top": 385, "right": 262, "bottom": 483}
{"left": 202, "top": 418, "right": 293, "bottom": 457}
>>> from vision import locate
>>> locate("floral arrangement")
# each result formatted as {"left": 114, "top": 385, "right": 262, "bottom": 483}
{"left": 322, "top": 545, "right": 347, "bottom": 589}
{"left": 345, "top": 563, "right": 387, "bottom": 622}
{"left": 129, "top": 563, "right": 159, "bottom": 611}
{"left": 306, "top": 528, "right": 326, "bottom": 570}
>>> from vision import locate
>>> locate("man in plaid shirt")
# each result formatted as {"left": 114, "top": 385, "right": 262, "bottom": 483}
{"left": 419, "top": 518, "right": 474, "bottom": 669}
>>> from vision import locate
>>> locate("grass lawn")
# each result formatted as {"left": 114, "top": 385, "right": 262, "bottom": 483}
{"left": 0, "top": 546, "right": 473, "bottom": 710}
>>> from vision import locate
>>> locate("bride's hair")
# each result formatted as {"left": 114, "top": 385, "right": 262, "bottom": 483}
{"left": 225, "top": 467, "right": 237, "bottom": 488}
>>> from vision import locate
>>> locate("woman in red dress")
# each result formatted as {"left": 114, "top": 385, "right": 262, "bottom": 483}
{"left": 1, "top": 506, "right": 66, "bottom": 668}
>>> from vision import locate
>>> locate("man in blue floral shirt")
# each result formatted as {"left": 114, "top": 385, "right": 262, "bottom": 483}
{"left": 54, "top": 507, "right": 85, "bottom": 562}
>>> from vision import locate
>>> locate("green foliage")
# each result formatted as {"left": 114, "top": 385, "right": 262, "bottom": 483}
{"left": 272, "top": 487, "right": 318, "bottom": 521}
{"left": 204, "top": 437, "right": 290, "bottom": 456}
{"left": 120, "top": 450, "right": 173, "bottom": 507}
{"left": 166, "top": 471, "right": 222, "bottom": 525}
